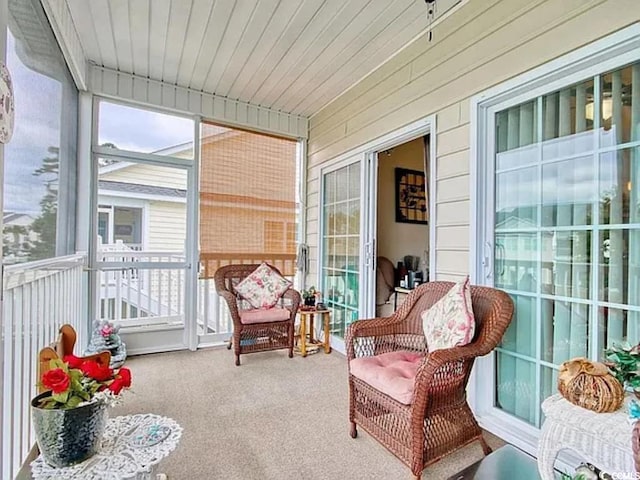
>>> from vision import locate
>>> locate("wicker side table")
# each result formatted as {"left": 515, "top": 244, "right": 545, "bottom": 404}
{"left": 537, "top": 394, "right": 634, "bottom": 480}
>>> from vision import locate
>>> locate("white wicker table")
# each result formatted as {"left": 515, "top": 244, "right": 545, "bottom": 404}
{"left": 31, "top": 413, "right": 182, "bottom": 480}
{"left": 537, "top": 394, "right": 635, "bottom": 479}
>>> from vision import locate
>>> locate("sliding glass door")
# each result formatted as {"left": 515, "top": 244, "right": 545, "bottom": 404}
{"left": 320, "top": 160, "right": 362, "bottom": 340}
{"left": 486, "top": 60, "right": 640, "bottom": 427}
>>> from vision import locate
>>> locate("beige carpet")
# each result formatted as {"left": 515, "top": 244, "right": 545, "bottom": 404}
{"left": 112, "top": 348, "right": 504, "bottom": 480}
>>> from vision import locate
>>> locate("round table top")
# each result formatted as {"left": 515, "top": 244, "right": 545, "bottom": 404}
{"left": 31, "top": 413, "right": 182, "bottom": 479}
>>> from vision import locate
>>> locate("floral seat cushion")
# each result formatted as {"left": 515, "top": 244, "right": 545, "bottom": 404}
{"left": 421, "top": 276, "right": 475, "bottom": 351}
{"left": 235, "top": 262, "right": 292, "bottom": 309}
{"left": 349, "top": 351, "right": 425, "bottom": 405}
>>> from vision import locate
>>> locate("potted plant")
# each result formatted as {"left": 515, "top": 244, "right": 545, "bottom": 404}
{"left": 604, "top": 342, "right": 640, "bottom": 396}
{"left": 32, "top": 355, "right": 132, "bottom": 467}
{"left": 301, "top": 286, "right": 320, "bottom": 307}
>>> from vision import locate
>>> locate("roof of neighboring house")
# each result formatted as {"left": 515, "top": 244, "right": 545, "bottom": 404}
{"left": 3, "top": 212, "right": 35, "bottom": 224}
{"left": 98, "top": 180, "right": 186, "bottom": 198}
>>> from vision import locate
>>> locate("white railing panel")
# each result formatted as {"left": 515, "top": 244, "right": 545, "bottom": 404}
{"left": 196, "top": 278, "right": 233, "bottom": 336}
{"left": 96, "top": 262, "right": 185, "bottom": 328}
{"left": 1, "top": 253, "right": 86, "bottom": 479}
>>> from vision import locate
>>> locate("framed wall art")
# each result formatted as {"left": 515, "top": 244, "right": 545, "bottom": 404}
{"left": 395, "top": 167, "right": 428, "bottom": 224}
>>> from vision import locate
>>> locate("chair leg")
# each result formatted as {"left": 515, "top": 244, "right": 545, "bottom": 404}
{"left": 479, "top": 435, "right": 492, "bottom": 456}
{"left": 235, "top": 355, "right": 240, "bottom": 366}
{"left": 350, "top": 422, "right": 357, "bottom": 438}
{"left": 226, "top": 337, "right": 232, "bottom": 350}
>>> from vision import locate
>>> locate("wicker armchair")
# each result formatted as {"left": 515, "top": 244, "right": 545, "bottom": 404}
{"left": 214, "top": 263, "right": 301, "bottom": 366}
{"left": 346, "top": 281, "right": 514, "bottom": 479}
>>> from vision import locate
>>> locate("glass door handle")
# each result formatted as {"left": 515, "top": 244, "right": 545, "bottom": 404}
{"left": 483, "top": 241, "right": 494, "bottom": 280}
{"left": 497, "top": 243, "right": 506, "bottom": 276}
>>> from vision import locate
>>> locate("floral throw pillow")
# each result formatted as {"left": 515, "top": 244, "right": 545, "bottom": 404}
{"left": 235, "top": 262, "right": 292, "bottom": 309}
{"left": 421, "top": 277, "right": 475, "bottom": 351}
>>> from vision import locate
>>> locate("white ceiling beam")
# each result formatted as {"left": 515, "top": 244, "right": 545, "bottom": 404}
{"left": 40, "top": 0, "right": 88, "bottom": 90}
{"left": 89, "top": 65, "right": 309, "bottom": 140}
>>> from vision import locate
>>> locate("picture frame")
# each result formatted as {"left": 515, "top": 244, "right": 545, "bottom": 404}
{"left": 395, "top": 167, "right": 428, "bottom": 224}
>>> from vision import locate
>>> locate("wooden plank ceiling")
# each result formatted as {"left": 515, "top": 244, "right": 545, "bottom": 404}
{"left": 66, "top": 0, "right": 460, "bottom": 117}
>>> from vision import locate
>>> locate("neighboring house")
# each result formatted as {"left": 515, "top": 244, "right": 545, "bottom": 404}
{"left": 97, "top": 162, "right": 188, "bottom": 253}
{"left": 96, "top": 127, "right": 296, "bottom": 260}
{"left": 2, "top": 212, "right": 37, "bottom": 264}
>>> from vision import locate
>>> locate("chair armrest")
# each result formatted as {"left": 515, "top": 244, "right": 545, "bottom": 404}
{"left": 411, "top": 344, "right": 480, "bottom": 415}
{"left": 281, "top": 288, "right": 301, "bottom": 319}
{"left": 346, "top": 315, "right": 409, "bottom": 360}
{"left": 282, "top": 288, "right": 301, "bottom": 305}
{"left": 348, "top": 315, "right": 404, "bottom": 338}
{"left": 217, "top": 290, "right": 241, "bottom": 323}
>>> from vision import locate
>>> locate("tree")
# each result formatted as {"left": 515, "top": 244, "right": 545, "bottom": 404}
{"left": 24, "top": 143, "right": 120, "bottom": 261}
{"left": 26, "top": 146, "right": 59, "bottom": 260}
{"left": 3, "top": 224, "right": 29, "bottom": 262}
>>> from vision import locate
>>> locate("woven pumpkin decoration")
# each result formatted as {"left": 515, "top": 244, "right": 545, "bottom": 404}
{"left": 558, "top": 357, "right": 624, "bottom": 413}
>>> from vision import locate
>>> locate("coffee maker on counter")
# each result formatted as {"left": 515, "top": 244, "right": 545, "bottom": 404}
{"left": 398, "top": 255, "right": 424, "bottom": 289}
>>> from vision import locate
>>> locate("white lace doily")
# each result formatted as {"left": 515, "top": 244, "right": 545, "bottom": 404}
{"left": 31, "top": 414, "right": 182, "bottom": 480}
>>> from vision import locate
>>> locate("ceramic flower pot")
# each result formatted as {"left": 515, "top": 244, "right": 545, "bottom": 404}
{"left": 31, "top": 391, "right": 108, "bottom": 467}
{"left": 304, "top": 297, "right": 316, "bottom": 307}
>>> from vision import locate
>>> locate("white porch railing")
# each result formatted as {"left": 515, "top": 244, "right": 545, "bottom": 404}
{"left": 1, "top": 253, "right": 86, "bottom": 479}
{"left": 97, "top": 244, "right": 185, "bottom": 328}
{"left": 197, "top": 278, "right": 232, "bottom": 338}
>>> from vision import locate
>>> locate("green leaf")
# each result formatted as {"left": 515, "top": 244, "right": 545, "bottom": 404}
{"left": 65, "top": 395, "right": 83, "bottom": 408}
{"left": 70, "top": 376, "right": 84, "bottom": 392}
{"left": 50, "top": 358, "right": 67, "bottom": 371}
{"left": 52, "top": 389, "right": 69, "bottom": 404}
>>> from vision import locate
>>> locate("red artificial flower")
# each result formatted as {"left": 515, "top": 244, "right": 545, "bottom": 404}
{"left": 63, "top": 354, "right": 84, "bottom": 369}
{"left": 117, "top": 367, "right": 132, "bottom": 388}
{"left": 108, "top": 378, "right": 125, "bottom": 395}
{"left": 42, "top": 368, "right": 70, "bottom": 394}
{"left": 81, "top": 361, "right": 113, "bottom": 382}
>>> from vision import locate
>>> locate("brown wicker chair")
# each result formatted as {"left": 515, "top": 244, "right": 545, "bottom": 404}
{"left": 214, "top": 263, "right": 301, "bottom": 366}
{"left": 346, "top": 281, "right": 514, "bottom": 479}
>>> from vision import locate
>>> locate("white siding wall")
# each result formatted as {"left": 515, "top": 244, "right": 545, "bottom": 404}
{"left": 147, "top": 202, "right": 186, "bottom": 253}
{"left": 100, "top": 164, "right": 187, "bottom": 190}
{"left": 307, "top": 0, "right": 640, "bottom": 281}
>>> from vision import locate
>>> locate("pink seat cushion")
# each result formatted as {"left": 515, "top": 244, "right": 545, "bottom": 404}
{"left": 349, "top": 351, "right": 425, "bottom": 405}
{"left": 239, "top": 307, "right": 291, "bottom": 324}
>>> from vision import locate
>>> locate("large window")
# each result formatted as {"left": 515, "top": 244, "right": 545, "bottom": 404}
{"left": 492, "top": 60, "right": 640, "bottom": 427}
{"left": 3, "top": 0, "right": 78, "bottom": 264}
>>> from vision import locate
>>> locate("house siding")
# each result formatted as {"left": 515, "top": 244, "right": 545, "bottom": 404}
{"left": 99, "top": 164, "right": 188, "bottom": 191}
{"left": 147, "top": 201, "right": 187, "bottom": 253}
{"left": 306, "top": 0, "right": 639, "bottom": 281}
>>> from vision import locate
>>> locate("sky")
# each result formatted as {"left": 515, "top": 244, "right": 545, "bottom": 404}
{"left": 98, "top": 102, "right": 194, "bottom": 154}
{"left": 3, "top": 25, "right": 194, "bottom": 216}
{"left": 3, "top": 31, "right": 63, "bottom": 215}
